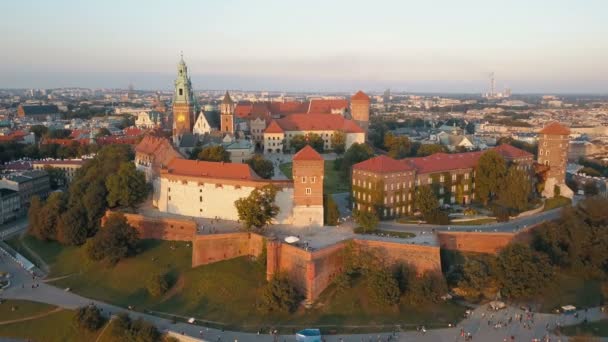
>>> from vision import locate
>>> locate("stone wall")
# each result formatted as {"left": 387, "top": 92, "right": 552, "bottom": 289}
{"left": 102, "top": 211, "right": 196, "bottom": 241}
{"left": 266, "top": 238, "right": 442, "bottom": 304}
{"left": 192, "top": 232, "right": 265, "bottom": 267}
{"left": 437, "top": 231, "right": 515, "bottom": 254}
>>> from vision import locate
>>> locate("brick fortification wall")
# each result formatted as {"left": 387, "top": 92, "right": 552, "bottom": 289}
{"left": 267, "top": 239, "right": 442, "bottom": 304}
{"left": 102, "top": 211, "right": 196, "bottom": 241}
{"left": 192, "top": 232, "right": 265, "bottom": 267}
{"left": 437, "top": 231, "right": 516, "bottom": 254}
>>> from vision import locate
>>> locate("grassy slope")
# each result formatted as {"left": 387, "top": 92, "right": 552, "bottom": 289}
{"left": 25, "top": 238, "right": 463, "bottom": 332}
{"left": 0, "top": 300, "right": 56, "bottom": 322}
{"left": 280, "top": 160, "right": 349, "bottom": 194}
{"left": 0, "top": 302, "right": 100, "bottom": 342}
{"left": 534, "top": 273, "right": 603, "bottom": 312}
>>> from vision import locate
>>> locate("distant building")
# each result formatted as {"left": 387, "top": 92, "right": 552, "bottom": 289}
{"left": 0, "top": 188, "right": 20, "bottom": 224}
{"left": 17, "top": 104, "right": 60, "bottom": 121}
{"left": 0, "top": 170, "right": 50, "bottom": 209}
{"left": 32, "top": 159, "right": 86, "bottom": 184}
{"left": 350, "top": 91, "right": 371, "bottom": 132}
{"left": 135, "top": 111, "right": 163, "bottom": 129}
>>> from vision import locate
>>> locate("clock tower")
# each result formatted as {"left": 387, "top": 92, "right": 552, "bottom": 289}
{"left": 172, "top": 54, "right": 196, "bottom": 143}
{"left": 220, "top": 91, "right": 235, "bottom": 134}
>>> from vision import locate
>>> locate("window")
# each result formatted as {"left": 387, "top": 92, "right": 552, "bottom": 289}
{"left": 451, "top": 185, "right": 456, "bottom": 192}
{"left": 179, "top": 88, "right": 183, "bottom": 96}
{"left": 199, "top": 196, "right": 202, "bottom": 202}
{"left": 305, "top": 188, "right": 312, "bottom": 195}
{"left": 168, "top": 187, "right": 171, "bottom": 192}
{"left": 440, "top": 175, "right": 445, "bottom": 182}
{"left": 451, "top": 174, "right": 456, "bottom": 181}
{"left": 464, "top": 173, "right": 469, "bottom": 180}
{"left": 440, "top": 187, "right": 444, "bottom": 194}
{"left": 539, "top": 149, "right": 543, "bottom": 156}
{"left": 428, "top": 178, "right": 432, "bottom": 184}
{"left": 464, "top": 184, "right": 469, "bottom": 191}
{"left": 311, "top": 176, "right": 316, "bottom": 183}
{"left": 301, "top": 176, "right": 306, "bottom": 183}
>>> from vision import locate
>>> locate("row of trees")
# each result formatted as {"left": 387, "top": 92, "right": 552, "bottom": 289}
{"left": 448, "top": 197, "right": 608, "bottom": 301}
{"left": 0, "top": 141, "right": 99, "bottom": 164}
{"left": 29, "top": 145, "right": 148, "bottom": 263}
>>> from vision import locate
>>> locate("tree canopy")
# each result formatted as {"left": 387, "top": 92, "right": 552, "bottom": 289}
{"left": 416, "top": 144, "right": 446, "bottom": 157}
{"left": 384, "top": 133, "right": 411, "bottom": 159}
{"left": 106, "top": 162, "right": 149, "bottom": 208}
{"left": 245, "top": 155, "right": 274, "bottom": 179}
{"left": 414, "top": 185, "right": 439, "bottom": 216}
{"left": 196, "top": 145, "right": 230, "bottom": 162}
{"left": 331, "top": 130, "right": 346, "bottom": 154}
{"left": 234, "top": 185, "right": 279, "bottom": 230}
{"left": 497, "top": 165, "right": 532, "bottom": 212}
{"left": 475, "top": 150, "right": 507, "bottom": 205}
{"left": 338, "top": 142, "right": 374, "bottom": 179}
{"left": 85, "top": 212, "right": 139, "bottom": 265}
{"left": 291, "top": 133, "right": 324, "bottom": 153}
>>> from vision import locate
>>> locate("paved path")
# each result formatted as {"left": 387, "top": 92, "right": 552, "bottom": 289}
{"left": 2, "top": 252, "right": 607, "bottom": 342}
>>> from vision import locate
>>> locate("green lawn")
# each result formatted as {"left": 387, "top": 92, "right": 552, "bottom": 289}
{"left": 0, "top": 299, "right": 56, "bottom": 322}
{"left": 543, "top": 196, "right": 572, "bottom": 211}
{"left": 280, "top": 160, "right": 350, "bottom": 194}
{"left": 0, "top": 302, "right": 101, "bottom": 342}
{"left": 25, "top": 238, "right": 464, "bottom": 333}
{"left": 6, "top": 235, "right": 67, "bottom": 269}
{"left": 562, "top": 319, "right": 608, "bottom": 338}
{"left": 450, "top": 218, "right": 497, "bottom": 226}
{"left": 533, "top": 273, "right": 603, "bottom": 313}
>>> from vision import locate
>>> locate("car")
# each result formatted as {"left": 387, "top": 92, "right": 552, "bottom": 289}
{"left": 188, "top": 317, "right": 196, "bottom": 324}
{"left": 64, "top": 287, "right": 71, "bottom": 292}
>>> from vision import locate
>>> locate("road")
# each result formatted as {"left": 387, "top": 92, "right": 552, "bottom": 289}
{"left": 2, "top": 252, "right": 607, "bottom": 342}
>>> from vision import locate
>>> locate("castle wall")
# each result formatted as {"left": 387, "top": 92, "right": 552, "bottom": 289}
{"left": 102, "top": 211, "right": 196, "bottom": 241}
{"left": 192, "top": 232, "right": 265, "bottom": 267}
{"left": 437, "top": 231, "right": 515, "bottom": 254}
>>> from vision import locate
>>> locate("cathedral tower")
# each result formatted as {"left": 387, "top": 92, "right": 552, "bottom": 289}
{"left": 172, "top": 54, "right": 196, "bottom": 142}
{"left": 220, "top": 91, "right": 235, "bottom": 134}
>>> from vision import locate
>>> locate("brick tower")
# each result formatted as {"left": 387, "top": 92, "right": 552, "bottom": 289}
{"left": 220, "top": 91, "right": 235, "bottom": 134}
{"left": 172, "top": 54, "right": 196, "bottom": 143}
{"left": 292, "top": 145, "right": 324, "bottom": 226}
{"left": 350, "top": 90, "right": 370, "bottom": 133}
{"left": 537, "top": 121, "right": 572, "bottom": 198}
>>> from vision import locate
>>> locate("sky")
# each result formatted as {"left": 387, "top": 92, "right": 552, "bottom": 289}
{"left": 1, "top": 0, "right": 607, "bottom": 93}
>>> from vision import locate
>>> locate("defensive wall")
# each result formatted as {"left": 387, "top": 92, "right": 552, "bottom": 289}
{"left": 102, "top": 211, "right": 197, "bottom": 242}
{"left": 192, "top": 232, "right": 265, "bottom": 267}
{"left": 436, "top": 231, "right": 516, "bottom": 254}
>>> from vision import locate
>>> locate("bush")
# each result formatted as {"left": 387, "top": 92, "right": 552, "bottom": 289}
{"left": 86, "top": 212, "right": 139, "bottom": 265}
{"left": 73, "top": 305, "right": 105, "bottom": 332}
{"left": 491, "top": 204, "right": 510, "bottom": 222}
{"left": 333, "top": 273, "right": 352, "bottom": 293}
{"left": 147, "top": 272, "right": 169, "bottom": 297}
{"left": 260, "top": 273, "right": 301, "bottom": 313}
{"left": 109, "top": 313, "right": 161, "bottom": 342}
{"left": 424, "top": 209, "right": 450, "bottom": 225}
{"left": 324, "top": 195, "right": 340, "bottom": 226}
{"left": 368, "top": 269, "right": 401, "bottom": 305}
{"left": 353, "top": 210, "right": 379, "bottom": 232}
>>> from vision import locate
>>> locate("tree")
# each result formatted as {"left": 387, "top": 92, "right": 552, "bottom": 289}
{"left": 331, "top": 130, "right": 346, "bottom": 154}
{"left": 44, "top": 165, "right": 67, "bottom": 190}
{"left": 498, "top": 165, "right": 532, "bottom": 212}
{"left": 384, "top": 133, "right": 411, "bottom": 159}
{"left": 106, "top": 162, "right": 149, "bottom": 209}
{"left": 353, "top": 209, "right": 378, "bottom": 233}
{"left": 27, "top": 196, "right": 44, "bottom": 240}
{"left": 260, "top": 273, "right": 301, "bottom": 313}
{"left": 324, "top": 195, "right": 340, "bottom": 226}
{"left": 30, "top": 192, "right": 65, "bottom": 241}
{"left": 47, "top": 128, "right": 71, "bottom": 139}
{"left": 73, "top": 305, "right": 105, "bottom": 332}
{"left": 496, "top": 244, "right": 553, "bottom": 299}
{"left": 146, "top": 272, "right": 169, "bottom": 297}
{"left": 29, "top": 125, "right": 48, "bottom": 141}
{"left": 57, "top": 205, "right": 88, "bottom": 245}
{"left": 291, "top": 134, "right": 324, "bottom": 153}
{"left": 86, "top": 213, "right": 139, "bottom": 265}
{"left": 235, "top": 185, "right": 279, "bottom": 230}
{"left": 340, "top": 143, "right": 374, "bottom": 178}
{"left": 475, "top": 150, "right": 507, "bottom": 205}
{"left": 196, "top": 145, "right": 230, "bottom": 162}
{"left": 456, "top": 256, "right": 497, "bottom": 300}
{"left": 246, "top": 155, "right": 274, "bottom": 179}
{"left": 368, "top": 269, "right": 401, "bottom": 305}
{"left": 95, "top": 127, "right": 112, "bottom": 138}
{"left": 416, "top": 144, "right": 446, "bottom": 157}
{"left": 414, "top": 185, "right": 438, "bottom": 216}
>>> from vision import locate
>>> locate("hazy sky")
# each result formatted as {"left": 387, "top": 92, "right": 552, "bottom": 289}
{"left": 1, "top": 0, "right": 607, "bottom": 93}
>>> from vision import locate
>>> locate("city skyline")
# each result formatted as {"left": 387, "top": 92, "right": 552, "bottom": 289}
{"left": 1, "top": 0, "right": 607, "bottom": 93}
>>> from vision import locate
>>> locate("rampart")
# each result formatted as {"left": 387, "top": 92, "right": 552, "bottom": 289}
{"left": 102, "top": 211, "right": 197, "bottom": 241}
{"left": 192, "top": 232, "right": 265, "bottom": 267}
{"left": 436, "top": 231, "right": 516, "bottom": 254}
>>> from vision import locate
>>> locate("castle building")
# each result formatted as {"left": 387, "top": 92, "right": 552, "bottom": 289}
{"left": 351, "top": 144, "right": 535, "bottom": 219}
{"left": 220, "top": 91, "right": 235, "bottom": 134}
{"left": 172, "top": 55, "right": 197, "bottom": 143}
{"left": 350, "top": 90, "right": 371, "bottom": 132}
{"left": 537, "top": 121, "right": 572, "bottom": 198}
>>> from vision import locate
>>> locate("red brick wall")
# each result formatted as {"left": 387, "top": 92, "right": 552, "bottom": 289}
{"left": 437, "top": 231, "right": 515, "bottom": 254}
{"left": 293, "top": 159, "right": 324, "bottom": 207}
{"left": 266, "top": 238, "right": 442, "bottom": 304}
{"left": 192, "top": 232, "right": 265, "bottom": 267}
{"left": 102, "top": 211, "right": 196, "bottom": 242}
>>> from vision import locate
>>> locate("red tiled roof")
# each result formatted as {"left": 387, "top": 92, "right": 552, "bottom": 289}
{"left": 269, "top": 101, "right": 309, "bottom": 114}
{"left": 494, "top": 144, "right": 534, "bottom": 160}
{"left": 351, "top": 90, "right": 370, "bottom": 101}
{"left": 42, "top": 138, "right": 82, "bottom": 146}
{"left": 293, "top": 145, "right": 323, "bottom": 161}
{"left": 123, "top": 127, "right": 145, "bottom": 137}
{"left": 265, "top": 120, "right": 284, "bottom": 134}
{"left": 539, "top": 122, "right": 570, "bottom": 135}
{"left": 307, "top": 99, "right": 348, "bottom": 114}
{"left": 353, "top": 155, "right": 414, "bottom": 173}
{"left": 272, "top": 114, "right": 364, "bottom": 133}
{"left": 406, "top": 152, "right": 484, "bottom": 174}
{"left": 135, "top": 135, "right": 182, "bottom": 172}
{"left": 166, "top": 159, "right": 259, "bottom": 180}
